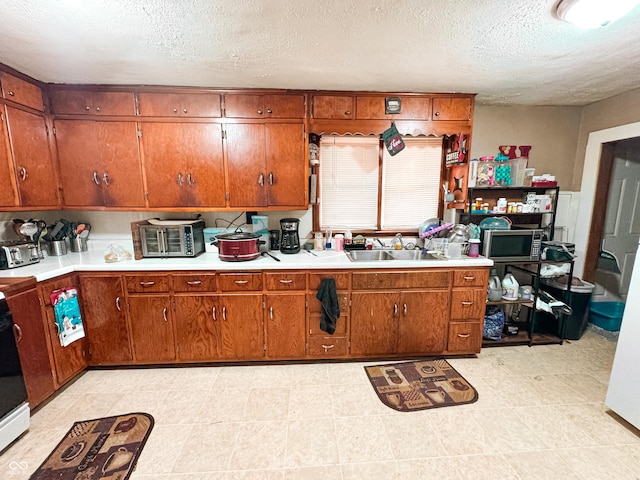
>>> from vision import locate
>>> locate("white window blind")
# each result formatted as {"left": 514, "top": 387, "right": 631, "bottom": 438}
{"left": 381, "top": 137, "right": 443, "bottom": 229}
{"left": 319, "top": 136, "right": 380, "bottom": 229}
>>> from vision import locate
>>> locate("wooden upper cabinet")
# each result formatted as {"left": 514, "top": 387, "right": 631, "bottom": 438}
{"left": 432, "top": 97, "right": 472, "bottom": 121}
{"left": 0, "top": 72, "right": 44, "bottom": 111}
{"left": 0, "top": 114, "right": 18, "bottom": 207}
{"left": 136, "top": 92, "right": 222, "bottom": 117}
{"left": 49, "top": 89, "right": 136, "bottom": 116}
{"left": 140, "top": 122, "right": 225, "bottom": 208}
{"left": 356, "top": 96, "right": 431, "bottom": 120}
{"left": 4, "top": 106, "right": 59, "bottom": 207}
{"left": 312, "top": 95, "right": 354, "bottom": 119}
{"left": 224, "top": 93, "right": 305, "bottom": 118}
{"left": 55, "top": 120, "right": 145, "bottom": 207}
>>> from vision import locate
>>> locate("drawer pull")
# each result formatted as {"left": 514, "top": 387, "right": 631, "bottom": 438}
{"left": 186, "top": 280, "right": 202, "bottom": 285}
{"left": 457, "top": 333, "right": 470, "bottom": 338}
{"left": 321, "top": 344, "right": 335, "bottom": 352}
{"left": 140, "top": 281, "right": 156, "bottom": 287}
{"left": 115, "top": 296, "right": 121, "bottom": 311}
{"left": 234, "top": 280, "right": 249, "bottom": 285}
{"left": 461, "top": 301, "right": 474, "bottom": 306}
{"left": 463, "top": 276, "right": 476, "bottom": 281}
{"left": 162, "top": 307, "right": 168, "bottom": 322}
{"left": 278, "top": 279, "right": 293, "bottom": 284}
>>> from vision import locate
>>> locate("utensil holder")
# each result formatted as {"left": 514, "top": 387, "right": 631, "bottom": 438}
{"left": 46, "top": 239, "right": 68, "bottom": 256}
{"left": 69, "top": 237, "right": 88, "bottom": 252}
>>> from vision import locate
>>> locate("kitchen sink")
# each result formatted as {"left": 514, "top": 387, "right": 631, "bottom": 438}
{"left": 344, "top": 250, "right": 395, "bottom": 262}
{"left": 344, "top": 249, "right": 437, "bottom": 262}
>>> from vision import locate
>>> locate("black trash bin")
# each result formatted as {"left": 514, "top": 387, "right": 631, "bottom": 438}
{"left": 541, "top": 277, "right": 595, "bottom": 340}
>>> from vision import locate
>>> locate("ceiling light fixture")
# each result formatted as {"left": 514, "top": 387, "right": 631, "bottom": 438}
{"left": 555, "top": 0, "right": 640, "bottom": 28}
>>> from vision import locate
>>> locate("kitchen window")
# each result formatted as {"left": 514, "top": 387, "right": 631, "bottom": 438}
{"left": 318, "top": 135, "right": 444, "bottom": 231}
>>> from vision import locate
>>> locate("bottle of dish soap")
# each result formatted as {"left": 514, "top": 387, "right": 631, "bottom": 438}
{"left": 501, "top": 273, "right": 519, "bottom": 301}
{"left": 487, "top": 268, "right": 502, "bottom": 301}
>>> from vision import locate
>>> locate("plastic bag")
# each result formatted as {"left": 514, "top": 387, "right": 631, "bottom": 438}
{"left": 104, "top": 243, "right": 133, "bottom": 263}
{"left": 483, "top": 306, "right": 505, "bottom": 341}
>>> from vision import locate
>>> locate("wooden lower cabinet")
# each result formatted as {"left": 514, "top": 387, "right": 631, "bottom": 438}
{"left": 265, "top": 293, "right": 306, "bottom": 359}
{"left": 350, "top": 291, "right": 397, "bottom": 356}
{"left": 79, "top": 275, "right": 132, "bottom": 365}
{"left": 173, "top": 293, "right": 264, "bottom": 361}
{"left": 128, "top": 295, "right": 175, "bottom": 362}
{"left": 38, "top": 274, "right": 88, "bottom": 387}
{"left": 396, "top": 290, "right": 449, "bottom": 354}
{"left": 6, "top": 287, "right": 56, "bottom": 408}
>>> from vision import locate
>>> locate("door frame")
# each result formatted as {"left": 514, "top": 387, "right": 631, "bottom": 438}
{"left": 574, "top": 121, "right": 640, "bottom": 279}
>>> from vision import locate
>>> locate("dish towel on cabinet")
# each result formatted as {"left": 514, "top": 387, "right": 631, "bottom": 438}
{"left": 50, "top": 287, "right": 85, "bottom": 347}
{"left": 316, "top": 278, "right": 340, "bottom": 334}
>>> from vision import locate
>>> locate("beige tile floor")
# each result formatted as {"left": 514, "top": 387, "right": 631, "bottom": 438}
{"left": 2, "top": 329, "right": 640, "bottom": 479}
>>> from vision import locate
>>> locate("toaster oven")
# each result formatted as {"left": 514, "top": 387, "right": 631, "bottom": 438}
{"left": 139, "top": 221, "right": 205, "bottom": 257}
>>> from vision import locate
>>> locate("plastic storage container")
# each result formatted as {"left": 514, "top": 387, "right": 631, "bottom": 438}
{"left": 542, "top": 278, "right": 595, "bottom": 340}
{"left": 589, "top": 302, "right": 625, "bottom": 332}
{"left": 204, "top": 227, "right": 226, "bottom": 253}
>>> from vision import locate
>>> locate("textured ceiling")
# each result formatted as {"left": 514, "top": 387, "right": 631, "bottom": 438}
{"left": 1, "top": 0, "right": 639, "bottom": 106}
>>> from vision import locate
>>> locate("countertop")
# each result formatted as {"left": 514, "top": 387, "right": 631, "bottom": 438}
{"left": 0, "top": 243, "right": 493, "bottom": 283}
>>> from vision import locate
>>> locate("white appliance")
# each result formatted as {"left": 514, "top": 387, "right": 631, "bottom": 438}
{"left": 0, "top": 292, "right": 30, "bottom": 452}
{"left": 605, "top": 244, "right": 640, "bottom": 429}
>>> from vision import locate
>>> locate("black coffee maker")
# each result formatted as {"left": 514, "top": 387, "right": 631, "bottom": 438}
{"left": 279, "top": 218, "right": 300, "bottom": 254}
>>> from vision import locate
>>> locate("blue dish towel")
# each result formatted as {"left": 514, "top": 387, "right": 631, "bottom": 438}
{"left": 51, "top": 288, "right": 85, "bottom": 347}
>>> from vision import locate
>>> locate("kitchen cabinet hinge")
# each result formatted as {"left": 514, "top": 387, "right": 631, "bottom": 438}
{"left": 221, "top": 129, "right": 226, "bottom": 139}
{"left": 262, "top": 300, "right": 266, "bottom": 309}
{"left": 144, "top": 192, "right": 148, "bottom": 201}
{"left": 225, "top": 192, "right": 230, "bottom": 201}
{"left": 221, "top": 107, "right": 226, "bottom": 117}
{"left": 52, "top": 126, "right": 56, "bottom": 136}
{"left": 263, "top": 343, "right": 267, "bottom": 351}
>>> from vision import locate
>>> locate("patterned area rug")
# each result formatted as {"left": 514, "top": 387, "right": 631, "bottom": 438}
{"left": 30, "top": 412, "right": 154, "bottom": 480}
{"left": 365, "top": 359, "right": 478, "bottom": 412}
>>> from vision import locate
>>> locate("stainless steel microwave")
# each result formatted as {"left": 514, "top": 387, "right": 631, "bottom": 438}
{"left": 482, "top": 229, "right": 543, "bottom": 262}
{"left": 140, "top": 221, "right": 205, "bottom": 257}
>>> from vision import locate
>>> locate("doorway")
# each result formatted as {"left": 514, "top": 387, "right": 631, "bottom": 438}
{"left": 574, "top": 122, "right": 640, "bottom": 299}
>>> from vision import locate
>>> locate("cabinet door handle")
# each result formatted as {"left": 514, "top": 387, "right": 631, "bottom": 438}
{"left": 162, "top": 307, "right": 168, "bottom": 322}
{"left": 85, "top": 105, "right": 91, "bottom": 111}
{"left": 13, "top": 324, "right": 22, "bottom": 343}
{"left": 434, "top": 111, "right": 440, "bottom": 117}
{"left": 393, "top": 303, "right": 398, "bottom": 316}
{"left": 266, "top": 108, "right": 273, "bottom": 114}
{"left": 269, "top": 306, "right": 274, "bottom": 319}
{"left": 187, "top": 173, "right": 195, "bottom": 185}
{"left": 19, "top": 167, "right": 27, "bottom": 181}
{"left": 183, "top": 108, "right": 188, "bottom": 114}
{"left": 344, "top": 110, "right": 351, "bottom": 115}
{"left": 457, "top": 333, "right": 470, "bottom": 338}
{"left": 186, "top": 280, "right": 202, "bottom": 285}
{"left": 258, "top": 173, "right": 264, "bottom": 186}
{"left": 102, "top": 172, "right": 110, "bottom": 186}
{"left": 234, "top": 280, "right": 249, "bottom": 285}
{"left": 93, "top": 170, "right": 100, "bottom": 185}
{"left": 278, "top": 279, "right": 293, "bottom": 284}
{"left": 173, "top": 108, "right": 178, "bottom": 113}
{"left": 8, "top": 90, "right": 14, "bottom": 96}
{"left": 461, "top": 301, "right": 474, "bottom": 306}
{"left": 115, "top": 296, "right": 121, "bottom": 311}
{"left": 140, "top": 281, "right": 156, "bottom": 287}
{"left": 463, "top": 276, "right": 476, "bottom": 281}
{"left": 212, "top": 307, "right": 217, "bottom": 321}
{"left": 268, "top": 172, "right": 274, "bottom": 186}
{"left": 177, "top": 173, "right": 183, "bottom": 186}
{"left": 403, "top": 303, "right": 407, "bottom": 315}
{"left": 257, "top": 109, "right": 263, "bottom": 115}
{"left": 222, "top": 306, "right": 227, "bottom": 321}
{"left": 96, "top": 106, "right": 101, "bottom": 112}
{"left": 321, "top": 344, "right": 335, "bottom": 352}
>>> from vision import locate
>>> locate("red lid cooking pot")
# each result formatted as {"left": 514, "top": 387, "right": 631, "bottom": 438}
{"left": 213, "top": 232, "right": 264, "bottom": 261}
